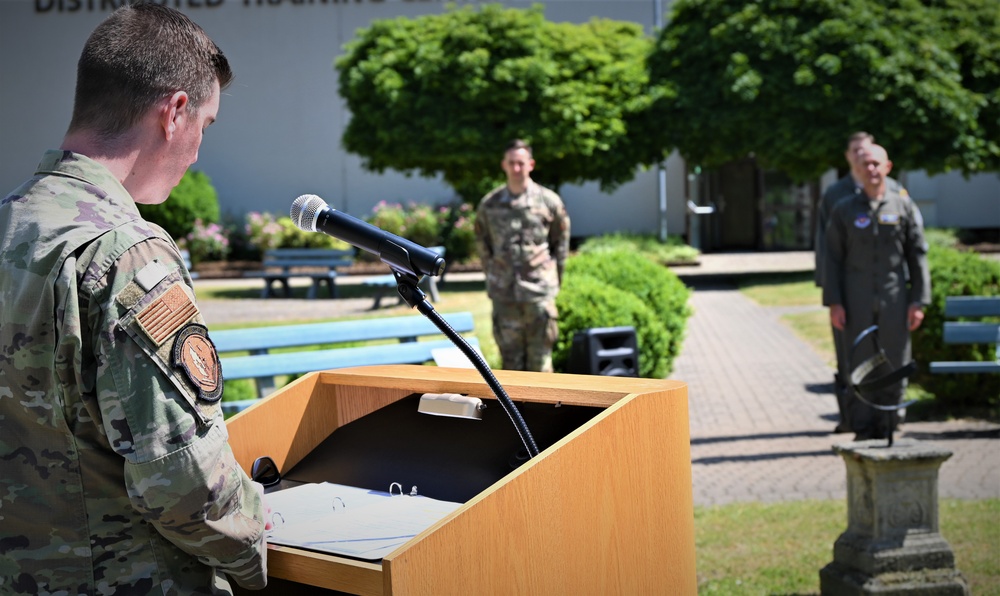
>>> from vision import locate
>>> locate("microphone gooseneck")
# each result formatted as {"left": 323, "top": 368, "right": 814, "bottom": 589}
{"left": 290, "top": 194, "right": 540, "bottom": 459}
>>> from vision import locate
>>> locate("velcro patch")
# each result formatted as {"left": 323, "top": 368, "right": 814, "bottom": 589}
{"left": 171, "top": 324, "right": 223, "bottom": 403}
{"left": 136, "top": 283, "right": 197, "bottom": 346}
{"left": 135, "top": 261, "right": 170, "bottom": 292}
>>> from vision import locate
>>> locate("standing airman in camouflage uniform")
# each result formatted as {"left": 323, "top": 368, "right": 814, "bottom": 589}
{"left": 823, "top": 144, "right": 930, "bottom": 441}
{"left": 475, "top": 140, "right": 570, "bottom": 372}
{"left": 0, "top": 4, "right": 268, "bottom": 594}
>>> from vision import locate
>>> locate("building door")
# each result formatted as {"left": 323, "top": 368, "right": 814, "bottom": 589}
{"left": 712, "top": 159, "right": 759, "bottom": 250}
{"left": 760, "top": 171, "right": 817, "bottom": 250}
{"left": 689, "top": 159, "right": 817, "bottom": 251}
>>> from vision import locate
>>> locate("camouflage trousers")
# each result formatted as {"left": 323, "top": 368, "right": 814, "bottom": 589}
{"left": 491, "top": 299, "right": 558, "bottom": 373}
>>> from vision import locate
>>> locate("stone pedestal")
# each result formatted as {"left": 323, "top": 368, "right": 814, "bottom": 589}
{"left": 820, "top": 439, "right": 969, "bottom": 595}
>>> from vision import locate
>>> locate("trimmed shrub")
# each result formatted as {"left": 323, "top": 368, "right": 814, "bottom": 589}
{"left": 554, "top": 274, "right": 672, "bottom": 379}
{"left": 138, "top": 170, "right": 220, "bottom": 241}
{"left": 564, "top": 248, "right": 692, "bottom": 375}
{"left": 275, "top": 217, "right": 352, "bottom": 251}
{"left": 912, "top": 244, "right": 1000, "bottom": 409}
{"left": 578, "top": 232, "right": 700, "bottom": 264}
{"left": 438, "top": 202, "right": 477, "bottom": 264}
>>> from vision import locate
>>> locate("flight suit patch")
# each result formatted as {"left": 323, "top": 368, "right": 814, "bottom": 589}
{"left": 135, "top": 283, "right": 198, "bottom": 346}
{"left": 878, "top": 213, "right": 900, "bottom": 225}
{"left": 854, "top": 215, "right": 872, "bottom": 229}
{"left": 171, "top": 324, "right": 223, "bottom": 403}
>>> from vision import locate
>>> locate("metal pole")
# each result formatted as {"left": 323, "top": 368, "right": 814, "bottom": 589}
{"left": 654, "top": 0, "right": 668, "bottom": 243}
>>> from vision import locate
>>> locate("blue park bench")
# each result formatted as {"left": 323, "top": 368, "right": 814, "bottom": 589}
{"left": 243, "top": 248, "right": 355, "bottom": 299}
{"left": 179, "top": 249, "right": 198, "bottom": 280}
{"left": 211, "top": 311, "right": 479, "bottom": 414}
{"left": 929, "top": 296, "right": 1000, "bottom": 375}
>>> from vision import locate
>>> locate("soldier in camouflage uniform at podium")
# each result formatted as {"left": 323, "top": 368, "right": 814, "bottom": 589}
{"left": 475, "top": 140, "right": 571, "bottom": 372}
{"left": 0, "top": 4, "right": 268, "bottom": 594}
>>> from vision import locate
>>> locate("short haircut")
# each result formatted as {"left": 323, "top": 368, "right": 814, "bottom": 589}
{"left": 505, "top": 139, "right": 533, "bottom": 157}
{"left": 68, "top": 1, "right": 233, "bottom": 140}
{"left": 846, "top": 131, "right": 874, "bottom": 149}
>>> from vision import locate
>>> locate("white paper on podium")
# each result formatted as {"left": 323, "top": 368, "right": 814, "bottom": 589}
{"left": 264, "top": 482, "right": 463, "bottom": 560}
{"left": 430, "top": 345, "right": 482, "bottom": 368}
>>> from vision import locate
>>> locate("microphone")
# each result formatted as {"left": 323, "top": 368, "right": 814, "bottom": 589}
{"left": 290, "top": 194, "right": 446, "bottom": 279}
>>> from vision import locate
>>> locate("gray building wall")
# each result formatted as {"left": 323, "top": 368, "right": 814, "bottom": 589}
{"left": 1, "top": 0, "right": 994, "bottom": 243}
{"left": 902, "top": 170, "right": 1000, "bottom": 230}
{"left": 0, "top": 0, "right": 687, "bottom": 240}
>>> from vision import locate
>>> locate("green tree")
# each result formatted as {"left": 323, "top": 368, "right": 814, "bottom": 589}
{"left": 647, "top": 0, "right": 999, "bottom": 180}
{"left": 336, "top": 4, "right": 665, "bottom": 202}
{"left": 138, "top": 169, "right": 220, "bottom": 240}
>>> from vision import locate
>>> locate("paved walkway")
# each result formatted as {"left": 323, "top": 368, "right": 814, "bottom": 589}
{"left": 670, "top": 277, "right": 999, "bottom": 506}
{"left": 196, "top": 251, "right": 1000, "bottom": 506}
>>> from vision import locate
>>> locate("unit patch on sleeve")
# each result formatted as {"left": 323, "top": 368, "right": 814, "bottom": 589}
{"left": 171, "top": 323, "right": 224, "bottom": 403}
{"left": 136, "top": 283, "right": 198, "bottom": 346}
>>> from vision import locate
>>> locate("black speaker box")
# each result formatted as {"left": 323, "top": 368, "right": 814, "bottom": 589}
{"left": 568, "top": 326, "right": 639, "bottom": 377}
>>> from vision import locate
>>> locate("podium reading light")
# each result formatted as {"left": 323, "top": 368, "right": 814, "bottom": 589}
{"left": 417, "top": 393, "right": 486, "bottom": 420}
{"left": 290, "top": 194, "right": 539, "bottom": 458}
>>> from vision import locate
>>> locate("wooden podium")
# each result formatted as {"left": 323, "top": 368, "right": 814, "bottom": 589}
{"left": 226, "top": 365, "right": 696, "bottom": 595}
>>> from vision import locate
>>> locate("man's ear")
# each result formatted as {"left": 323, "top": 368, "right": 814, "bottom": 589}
{"left": 884, "top": 160, "right": 893, "bottom": 176}
{"left": 160, "top": 91, "right": 190, "bottom": 140}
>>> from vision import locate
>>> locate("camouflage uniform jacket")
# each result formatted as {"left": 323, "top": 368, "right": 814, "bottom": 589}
{"left": 0, "top": 151, "right": 267, "bottom": 595}
{"left": 474, "top": 181, "right": 570, "bottom": 303}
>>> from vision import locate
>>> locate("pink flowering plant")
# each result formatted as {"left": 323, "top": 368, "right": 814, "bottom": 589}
{"left": 184, "top": 219, "right": 230, "bottom": 264}
{"left": 401, "top": 202, "right": 441, "bottom": 248}
{"left": 244, "top": 211, "right": 284, "bottom": 253}
{"left": 440, "top": 201, "right": 476, "bottom": 263}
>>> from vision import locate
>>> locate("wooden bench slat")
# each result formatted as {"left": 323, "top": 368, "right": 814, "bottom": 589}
{"left": 214, "top": 311, "right": 480, "bottom": 405}
{"left": 242, "top": 248, "right": 356, "bottom": 299}
{"left": 944, "top": 296, "right": 1000, "bottom": 318}
{"left": 929, "top": 361, "right": 1000, "bottom": 375}
{"left": 942, "top": 322, "right": 1000, "bottom": 345}
{"left": 220, "top": 338, "right": 479, "bottom": 380}
{"left": 259, "top": 259, "right": 353, "bottom": 268}
{"left": 260, "top": 248, "right": 354, "bottom": 258}
{"left": 243, "top": 271, "right": 339, "bottom": 280}
{"left": 211, "top": 313, "right": 474, "bottom": 353}
{"left": 932, "top": 295, "right": 1000, "bottom": 375}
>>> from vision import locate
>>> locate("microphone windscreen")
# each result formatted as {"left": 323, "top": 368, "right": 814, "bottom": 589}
{"left": 290, "top": 194, "right": 327, "bottom": 232}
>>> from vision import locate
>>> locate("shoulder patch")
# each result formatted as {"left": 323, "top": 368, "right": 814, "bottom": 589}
{"left": 136, "top": 283, "right": 198, "bottom": 346}
{"left": 171, "top": 324, "right": 223, "bottom": 403}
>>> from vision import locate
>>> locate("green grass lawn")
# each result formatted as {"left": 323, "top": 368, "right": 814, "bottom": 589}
{"left": 695, "top": 499, "right": 999, "bottom": 595}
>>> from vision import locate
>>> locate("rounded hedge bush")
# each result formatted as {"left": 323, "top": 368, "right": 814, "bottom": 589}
{"left": 563, "top": 248, "right": 692, "bottom": 375}
{"left": 138, "top": 169, "right": 220, "bottom": 240}
{"left": 912, "top": 244, "right": 1000, "bottom": 410}
{"left": 554, "top": 274, "right": 672, "bottom": 379}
